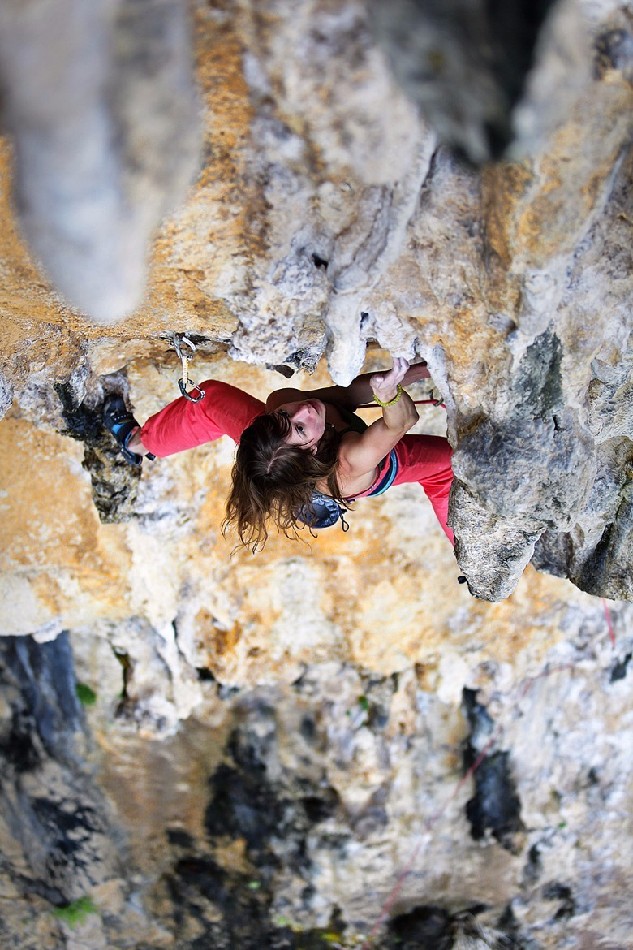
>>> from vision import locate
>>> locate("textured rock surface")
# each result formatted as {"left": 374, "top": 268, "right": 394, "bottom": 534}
{"left": 0, "top": 602, "right": 632, "bottom": 947}
{"left": 1, "top": 0, "right": 633, "bottom": 946}
{"left": 1, "top": 0, "right": 631, "bottom": 601}
{"left": 0, "top": 633, "right": 123, "bottom": 947}
{"left": 368, "top": 0, "right": 574, "bottom": 163}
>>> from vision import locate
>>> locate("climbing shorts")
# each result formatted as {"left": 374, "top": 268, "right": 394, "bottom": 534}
{"left": 392, "top": 434, "right": 454, "bottom": 543}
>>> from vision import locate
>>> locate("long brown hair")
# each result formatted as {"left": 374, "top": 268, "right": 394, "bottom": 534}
{"left": 224, "top": 411, "right": 346, "bottom": 551}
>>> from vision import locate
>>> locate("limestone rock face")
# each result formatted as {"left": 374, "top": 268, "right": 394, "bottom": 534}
{"left": 0, "top": 633, "right": 124, "bottom": 947}
{"left": 368, "top": 0, "right": 577, "bottom": 163}
{"left": 1, "top": 0, "right": 631, "bottom": 602}
{"left": 0, "top": 0, "right": 633, "bottom": 947}
{"left": 0, "top": 605, "right": 632, "bottom": 948}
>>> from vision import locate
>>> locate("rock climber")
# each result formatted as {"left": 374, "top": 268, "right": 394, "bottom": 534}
{"left": 104, "top": 358, "right": 454, "bottom": 551}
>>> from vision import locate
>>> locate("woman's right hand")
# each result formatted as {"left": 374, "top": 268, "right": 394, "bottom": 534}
{"left": 337, "top": 358, "right": 419, "bottom": 482}
{"left": 370, "top": 357, "right": 410, "bottom": 403}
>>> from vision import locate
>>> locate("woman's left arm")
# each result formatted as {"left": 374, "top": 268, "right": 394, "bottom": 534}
{"left": 265, "top": 360, "right": 430, "bottom": 411}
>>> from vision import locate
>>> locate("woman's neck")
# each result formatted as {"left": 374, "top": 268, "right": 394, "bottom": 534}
{"left": 323, "top": 401, "right": 349, "bottom": 431}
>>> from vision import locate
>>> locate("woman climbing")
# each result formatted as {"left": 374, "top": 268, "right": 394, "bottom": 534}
{"left": 104, "top": 358, "right": 454, "bottom": 551}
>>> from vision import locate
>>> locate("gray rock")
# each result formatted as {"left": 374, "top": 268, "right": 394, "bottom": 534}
{"left": 0, "top": 634, "right": 118, "bottom": 914}
{"left": 0, "top": 0, "right": 201, "bottom": 322}
{"left": 0, "top": 372, "right": 14, "bottom": 419}
{"left": 451, "top": 481, "right": 542, "bottom": 600}
{"left": 367, "top": 0, "right": 591, "bottom": 163}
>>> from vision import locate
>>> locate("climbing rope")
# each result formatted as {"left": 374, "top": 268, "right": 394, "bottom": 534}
{"left": 167, "top": 333, "right": 205, "bottom": 403}
{"left": 602, "top": 598, "right": 616, "bottom": 646}
{"left": 360, "top": 734, "right": 496, "bottom": 948}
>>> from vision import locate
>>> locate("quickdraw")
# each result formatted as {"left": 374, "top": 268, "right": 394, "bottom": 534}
{"left": 168, "top": 333, "right": 205, "bottom": 403}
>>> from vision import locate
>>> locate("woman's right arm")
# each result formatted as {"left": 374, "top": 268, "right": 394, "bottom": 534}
{"left": 336, "top": 359, "right": 419, "bottom": 478}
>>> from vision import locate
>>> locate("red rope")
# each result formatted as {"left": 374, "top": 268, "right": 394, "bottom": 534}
{"left": 358, "top": 551, "right": 616, "bottom": 943}
{"left": 358, "top": 398, "right": 445, "bottom": 409}
{"left": 602, "top": 599, "right": 616, "bottom": 646}
{"left": 360, "top": 664, "right": 578, "bottom": 948}
{"left": 361, "top": 737, "right": 494, "bottom": 947}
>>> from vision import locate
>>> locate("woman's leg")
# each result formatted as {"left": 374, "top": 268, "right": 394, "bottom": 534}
{"left": 393, "top": 435, "right": 454, "bottom": 543}
{"left": 135, "top": 381, "right": 265, "bottom": 458}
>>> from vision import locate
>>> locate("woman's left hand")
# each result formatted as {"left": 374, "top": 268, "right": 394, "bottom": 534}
{"left": 370, "top": 357, "right": 410, "bottom": 403}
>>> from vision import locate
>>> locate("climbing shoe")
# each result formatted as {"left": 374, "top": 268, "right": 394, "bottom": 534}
{"left": 103, "top": 394, "right": 148, "bottom": 465}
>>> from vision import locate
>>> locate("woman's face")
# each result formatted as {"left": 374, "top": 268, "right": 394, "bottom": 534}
{"left": 275, "top": 398, "right": 326, "bottom": 451}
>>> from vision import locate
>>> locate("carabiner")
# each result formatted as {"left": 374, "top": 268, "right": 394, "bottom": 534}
{"left": 178, "top": 377, "right": 205, "bottom": 402}
{"left": 168, "top": 333, "right": 206, "bottom": 403}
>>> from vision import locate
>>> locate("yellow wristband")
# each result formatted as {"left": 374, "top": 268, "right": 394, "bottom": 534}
{"left": 373, "top": 384, "right": 404, "bottom": 408}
